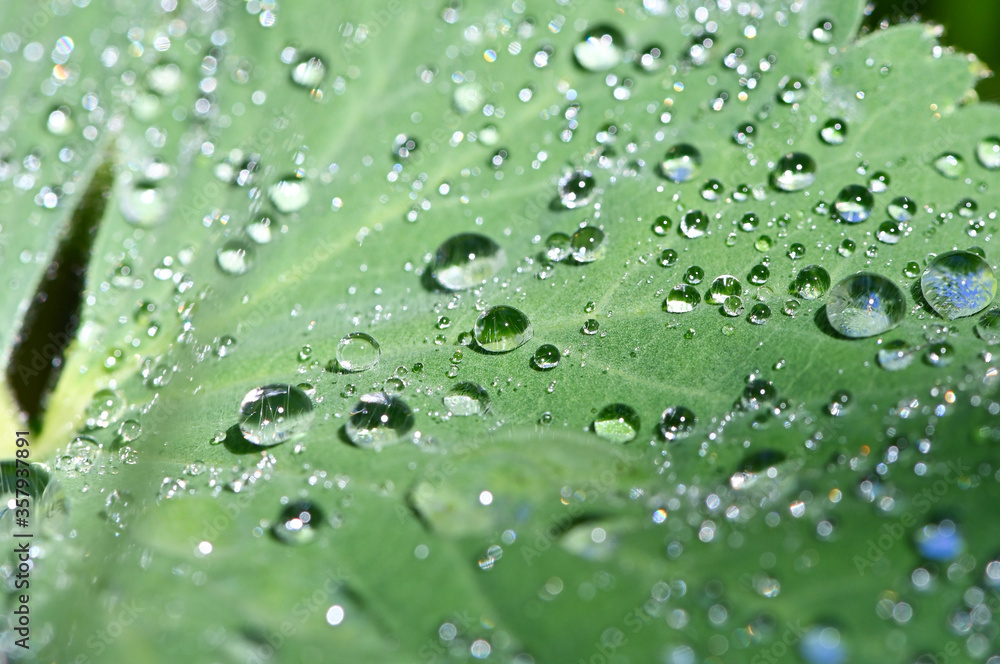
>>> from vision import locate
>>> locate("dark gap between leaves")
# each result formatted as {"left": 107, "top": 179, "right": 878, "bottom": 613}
{"left": 6, "top": 156, "right": 114, "bottom": 430}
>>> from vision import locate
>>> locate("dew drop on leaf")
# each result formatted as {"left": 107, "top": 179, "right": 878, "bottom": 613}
{"left": 707, "top": 275, "right": 742, "bottom": 304}
{"left": 975, "top": 307, "right": 1000, "bottom": 344}
{"left": 558, "top": 170, "right": 597, "bottom": 209}
{"left": 273, "top": 500, "right": 323, "bottom": 545}
{"left": 826, "top": 273, "right": 905, "bottom": 338}
{"left": 887, "top": 196, "right": 917, "bottom": 222}
{"left": 932, "top": 152, "right": 965, "bottom": 179}
{"left": 345, "top": 392, "right": 414, "bottom": 449}
{"left": 877, "top": 339, "right": 916, "bottom": 371}
{"left": 663, "top": 284, "right": 701, "bottom": 313}
{"left": 84, "top": 389, "right": 126, "bottom": 430}
{"left": 531, "top": 344, "right": 560, "bottom": 370}
{"left": 431, "top": 233, "right": 507, "bottom": 290}
{"left": 919, "top": 250, "right": 997, "bottom": 320}
{"left": 216, "top": 238, "right": 255, "bottom": 275}
{"left": 593, "top": 404, "right": 640, "bottom": 443}
{"left": 290, "top": 55, "right": 326, "bottom": 88}
{"left": 661, "top": 144, "right": 702, "bottom": 183}
{"left": 443, "top": 382, "right": 490, "bottom": 416}
{"left": 771, "top": 152, "right": 817, "bottom": 192}
{"left": 268, "top": 174, "right": 311, "bottom": 213}
{"left": 679, "top": 210, "right": 709, "bottom": 239}
{"left": 120, "top": 181, "right": 167, "bottom": 227}
{"left": 976, "top": 136, "right": 1000, "bottom": 170}
{"left": 335, "top": 332, "right": 381, "bottom": 372}
{"left": 571, "top": 226, "right": 606, "bottom": 263}
{"left": 659, "top": 406, "right": 696, "bottom": 441}
{"left": 473, "top": 306, "right": 533, "bottom": 353}
{"left": 834, "top": 184, "right": 874, "bottom": 223}
{"left": 238, "top": 384, "right": 314, "bottom": 447}
{"left": 573, "top": 25, "right": 625, "bottom": 72}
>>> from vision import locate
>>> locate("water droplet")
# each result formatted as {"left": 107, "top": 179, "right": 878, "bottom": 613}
{"left": 877, "top": 339, "right": 916, "bottom": 371}
{"left": 876, "top": 221, "right": 902, "bottom": 244}
{"left": 216, "top": 238, "right": 255, "bottom": 275}
{"left": 838, "top": 239, "right": 856, "bottom": 257}
{"left": 920, "top": 250, "right": 997, "bottom": 320}
{"left": 473, "top": 306, "right": 533, "bottom": 353}
{"left": 84, "top": 389, "right": 126, "bottom": 430}
{"left": 799, "top": 626, "right": 846, "bottom": 664}
{"left": 700, "top": 179, "right": 723, "bottom": 201}
{"left": 246, "top": 215, "right": 273, "bottom": 244}
{"left": 771, "top": 152, "right": 816, "bottom": 192}
{"left": 558, "top": 170, "right": 597, "bottom": 208}
{"left": 707, "top": 275, "right": 742, "bottom": 304}
{"left": 443, "top": 382, "right": 490, "bottom": 416}
{"left": 659, "top": 406, "right": 696, "bottom": 441}
{"left": 651, "top": 215, "right": 672, "bottom": 236}
{"left": 593, "top": 404, "right": 641, "bottom": 443}
{"left": 291, "top": 55, "right": 326, "bottom": 88}
{"left": 924, "top": 341, "right": 953, "bottom": 367}
{"left": 574, "top": 25, "right": 625, "bottom": 71}
{"left": 581, "top": 319, "right": 600, "bottom": 335}
{"left": 826, "top": 272, "right": 906, "bottom": 338}
{"left": 661, "top": 144, "right": 702, "bottom": 183}
{"left": 778, "top": 76, "right": 808, "bottom": 104}
{"left": 755, "top": 235, "right": 773, "bottom": 252}
{"left": 834, "top": 184, "right": 874, "bottom": 223}
{"left": 268, "top": 175, "right": 311, "bottom": 213}
{"left": 345, "top": 392, "right": 414, "bottom": 449}
{"left": 887, "top": 196, "right": 917, "bottom": 222}
{"left": 933, "top": 152, "right": 965, "bottom": 179}
{"left": 679, "top": 210, "right": 709, "bottom": 238}
{"left": 976, "top": 136, "right": 1000, "bottom": 170}
{"left": 723, "top": 296, "right": 745, "bottom": 317}
{"left": 787, "top": 243, "right": 806, "bottom": 260}
{"left": 120, "top": 181, "right": 167, "bottom": 227}
{"left": 811, "top": 19, "right": 835, "bottom": 44}
{"left": 975, "top": 307, "right": 1000, "bottom": 344}
{"left": 238, "top": 384, "right": 314, "bottom": 447}
{"left": 782, "top": 299, "right": 801, "bottom": 317}
{"left": 335, "top": 332, "right": 381, "bottom": 372}
{"left": 273, "top": 500, "right": 323, "bottom": 545}
{"left": 532, "top": 344, "right": 560, "bottom": 370}
{"left": 740, "top": 212, "right": 760, "bottom": 232}
{"left": 658, "top": 249, "right": 678, "bottom": 267}
{"left": 748, "top": 264, "right": 770, "bottom": 285}
{"left": 431, "top": 233, "right": 507, "bottom": 290}
{"left": 684, "top": 266, "right": 705, "bottom": 285}
{"left": 826, "top": 390, "right": 851, "bottom": 416}
{"left": 915, "top": 519, "right": 963, "bottom": 561}
{"left": 663, "top": 284, "right": 701, "bottom": 313}
{"left": 733, "top": 122, "right": 755, "bottom": 146}
{"left": 868, "top": 171, "right": 890, "bottom": 193}
{"left": 571, "top": 226, "right": 606, "bottom": 263}
{"left": 545, "top": 232, "right": 572, "bottom": 262}
{"left": 748, "top": 303, "right": 771, "bottom": 325}
{"left": 791, "top": 265, "right": 831, "bottom": 300}
{"left": 117, "top": 419, "right": 142, "bottom": 442}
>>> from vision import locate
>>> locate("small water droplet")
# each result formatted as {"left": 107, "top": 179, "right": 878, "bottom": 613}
{"left": 651, "top": 215, "right": 672, "bottom": 236}
{"left": 291, "top": 55, "right": 326, "bottom": 88}
{"left": 825, "top": 390, "right": 851, "bottom": 416}
{"left": 834, "top": 184, "right": 874, "bottom": 223}
{"left": 658, "top": 249, "right": 678, "bottom": 267}
{"left": 120, "top": 181, "right": 167, "bottom": 227}
{"left": 268, "top": 175, "right": 311, "bottom": 213}
{"left": 532, "top": 344, "right": 561, "bottom": 370}
{"left": 663, "top": 284, "right": 701, "bottom": 313}
{"left": 571, "top": 226, "right": 606, "bottom": 263}
{"left": 593, "top": 404, "right": 640, "bottom": 443}
{"left": 925, "top": 342, "right": 954, "bottom": 367}
{"left": 811, "top": 19, "right": 835, "bottom": 44}
{"left": 887, "top": 196, "right": 917, "bottom": 222}
{"left": 679, "top": 210, "right": 709, "bottom": 239}
{"left": 748, "top": 264, "right": 770, "bottom": 285}
{"left": 345, "top": 392, "right": 414, "bottom": 449}
{"left": 659, "top": 406, "right": 696, "bottom": 441}
{"left": 877, "top": 339, "right": 916, "bottom": 371}
{"left": 976, "top": 136, "right": 1000, "bottom": 170}
{"left": 335, "top": 332, "right": 381, "bottom": 372}
{"left": 581, "top": 319, "right": 600, "bottom": 335}
{"left": 933, "top": 152, "right": 965, "bottom": 179}
{"left": 771, "top": 152, "right": 816, "bottom": 192}
{"left": 707, "top": 275, "right": 742, "bottom": 304}
{"left": 778, "top": 76, "right": 808, "bottom": 104}
{"left": 920, "top": 250, "right": 997, "bottom": 320}
{"left": 838, "top": 238, "right": 856, "bottom": 257}
{"left": 791, "top": 265, "right": 831, "bottom": 300}
{"left": 975, "top": 307, "right": 1000, "bottom": 344}
{"left": 787, "top": 243, "right": 806, "bottom": 260}
{"left": 748, "top": 303, "right": 771, "bottom": 325}
{"left": 246, "top": 215, "right": 273, "bottom": 244}
{"left": 431, "top": 233, "right": 507, "bottom": 290}
{"left": 740, "top": 212, "right": 760, "bottom": 232}
{"left": 684, "top": 266, "right": 705, "bottom": 285}
{"left": 443, "top": 382, "right": 490, "bottom": 416}
{"left": 558, "top": 170, "right": 597, "bottom": 208}
{"left": 238, "top": 384, "right": 314, "bottom": 447}
{"left": 574, "top": 25, "right": 625, "bottom": 71}
{"left": 84, "top": 389, "right": 126, "bottom": 430}
{"left": 273, "top": 500, "right": 323, "bottom": 545}
{"left": 474, "top": 306, "right": 533, "bottom": 353}
{"left": 826, "top": 272, "right": 906, "bottom": 338}
{"left": 661, "top": 144, "right": 702, "bottom": 183}
{"left": 216, "top": 238, "right": 255, "bottom": 275}
{"left": 545, "top": 232, "right": 572, "bottom": 262}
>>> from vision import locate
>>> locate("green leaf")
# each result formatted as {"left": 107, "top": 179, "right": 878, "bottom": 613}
{"left": 2, "top": 0, "right": 999, "bottom": 662}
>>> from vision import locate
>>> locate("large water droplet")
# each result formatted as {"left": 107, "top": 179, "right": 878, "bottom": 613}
{"left": 771, "top": 153, "right": 816, "bottom": 192}
{"left": 120, "top": 181, "right": 167, "bottom": 227}
{"left": 573, "top": 25, "right": 625, "bottom": 71}
{"left": 826, "top": 272, "right": 906, "bottom": 338}
{"left": 679, "top": 210, "right": 709, "bottom": 239}
{"left": 217, "top": 238, "right": 255, "bottom": 275}
{"left": 335, "top": 332, "right": 381, "bottom": 372}
{"left": 593, "top": 404, "right": 640, "bottom": 443}
{"left": 558, "top": 170, "right": 597, "bottom": 208}
{"left": 920, "top": 250, "right": 997, "bottom": 320}
{"left": 661, "top": 144, "right": 701, "bottom": 183}
{"left": 431, "top": 233, "right": 507, "bottom": 290}
{"left": 663, "top": 284, "right": 701, "bottom": 313}
{"left": 443, "top": 382, "right": 490, "bottom": 416}
{"left": 976, "top": 136, "right": 1000, "bottom": 170}
{"left": 707, "top": 275, "right": 742, "bottom": 304}
{"left": 933, "top": 152, "right": 965, "bottom": 179}
{"left": 659, "top": 407, "right": 696, "bottom": 441}
{"left": 268, "top": 175, "right": 311, "bottom": 213}
{"left": 975, "top": 307, "right": 1000, "bottom": 344}
{"left": 273, "top": 500, "right": 323, "bottom": 545}
{"left": 571, "top": 226, "right": 606, "bottom": 263}
{"left": 473, "top": 305, "right": 533, "bottom": 353}
{"left": 834, "top": 185, "right": 873, "bottom": 223}
{"left": 238, "top": 384, "right": 314, "bottom": 447}
{"left": 345, "top": 392, "right": 414, "bottom": 450}
{"left": 291, "top": 55, "right": 326, "bottom": 88}
{"left": 791, "top": 265, "right": 831, "bottom": 300}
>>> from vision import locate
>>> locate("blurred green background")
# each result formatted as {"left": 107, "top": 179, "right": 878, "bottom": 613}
{"left": 873, "top": 0, "right": 1000, "bottom": 101}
